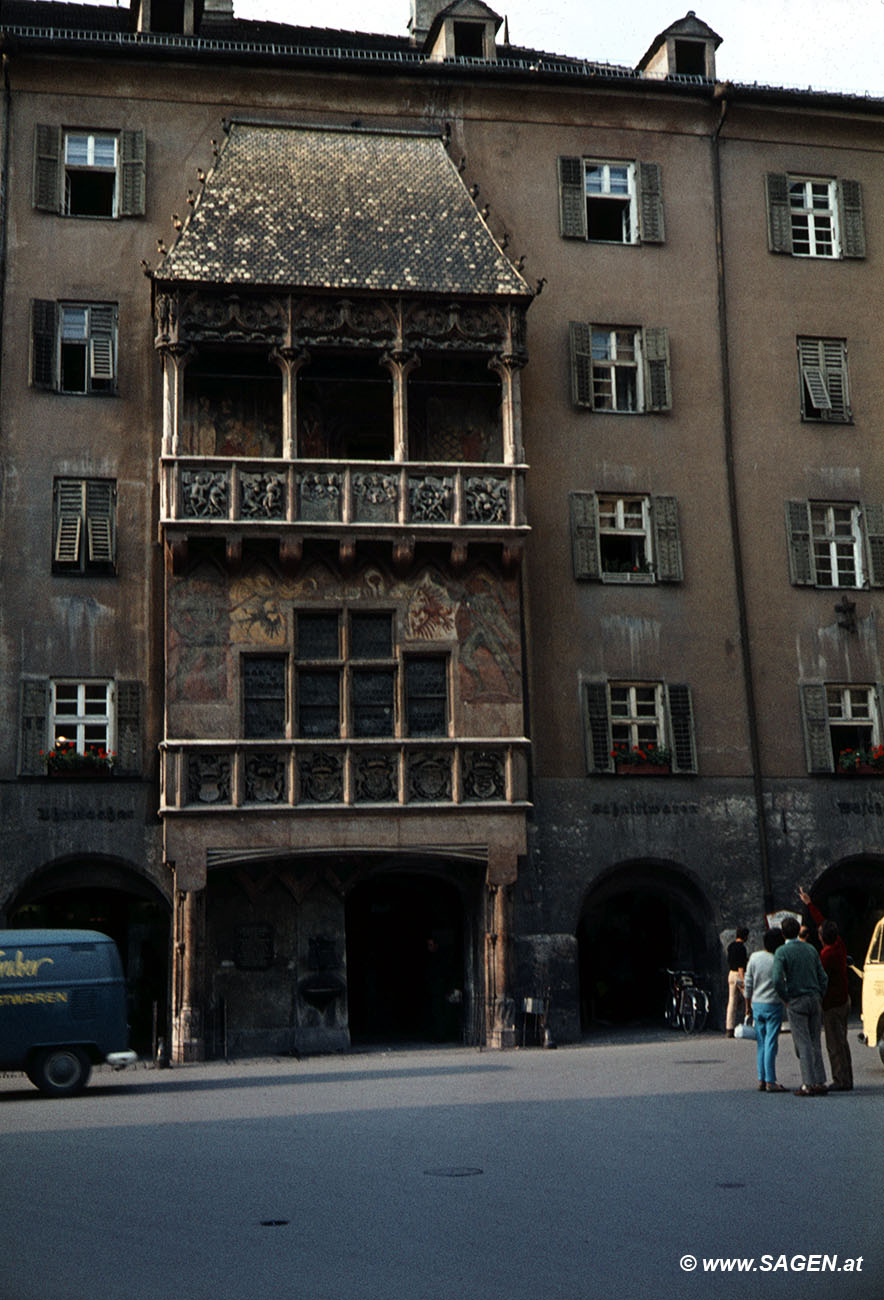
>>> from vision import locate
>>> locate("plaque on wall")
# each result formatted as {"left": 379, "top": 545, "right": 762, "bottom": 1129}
{"left": 234, "top": 923, "right": 274, "bottom": 971}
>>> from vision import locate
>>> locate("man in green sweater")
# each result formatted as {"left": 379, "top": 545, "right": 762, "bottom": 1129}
{"left": 772, "top": 915, "right": 828, "bottom": 1096}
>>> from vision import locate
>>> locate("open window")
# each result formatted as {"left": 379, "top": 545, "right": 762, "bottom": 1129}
{"left": 31, "top": 301, "right": 118, "bottom": 394}
{"left": 800, "top": 683, "right": 883, "bottom": 772}
{"left": 33, "top": 126, "right": 145, "bottom": 218}
{"left": 408, "top": 354, "right": 502, "bottom": 462}
{"left": 298, "top": 350, "right": 393, "bottom": 460}
{"left": 558, "top": 157, "right": 664, "bottom": 244}
{"left": 183, "top": 347, "right": 283, "bottom": 457}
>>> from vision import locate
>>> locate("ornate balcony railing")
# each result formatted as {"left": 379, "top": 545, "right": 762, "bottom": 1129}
{"left": 160, "top": 738, "right": 529, "bottom": 812}
{"left": 160, "top": 457, "right": 528, "bottom": 533}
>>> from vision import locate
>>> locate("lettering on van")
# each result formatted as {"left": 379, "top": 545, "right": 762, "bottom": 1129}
{"left": 0, "top": 990, "right": 68, "bottom": 1006}
{"left": 0, "top": 949, "right": 55, "bottom": 978}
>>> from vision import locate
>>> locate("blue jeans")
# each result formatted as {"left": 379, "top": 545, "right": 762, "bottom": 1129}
{"left": 753, "top": 1001, "right": 783, "bottom": 1084}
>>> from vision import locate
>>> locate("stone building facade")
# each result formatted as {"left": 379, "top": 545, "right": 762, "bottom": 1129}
{"left": 1, "top": 0, "right": 883, "bottom": 1057}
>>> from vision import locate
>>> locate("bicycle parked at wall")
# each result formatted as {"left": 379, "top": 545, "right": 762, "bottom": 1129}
{"left": 664, "top": 968, "right": 710, "bottom": 1033}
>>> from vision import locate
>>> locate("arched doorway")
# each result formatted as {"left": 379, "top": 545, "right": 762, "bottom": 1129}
{"left": 577, "top": 861, "right": 715, "bottom": 1030}
{"left": 7, "top": 859, "right": 170, "bottom": 1056}
{"left": 806, "top": 856, "right": 884, "bottom": 1000}
{"left": 345, "top": 874, "right": 466, "bottom": 1045}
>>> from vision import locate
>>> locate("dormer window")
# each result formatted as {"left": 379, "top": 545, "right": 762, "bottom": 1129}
{"left": 454, "top": 21, "right": 484, "bottom": 56}
{"left": 673, "top": 39, "right": 706, "bottom": 76}
{"left": 422, "top": 0, "right": 500, "bottom": 62}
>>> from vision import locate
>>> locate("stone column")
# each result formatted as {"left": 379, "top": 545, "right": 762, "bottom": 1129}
{"left": 272, "top": 346, "right": 310, "bottom": 459}
{"left": 485, "top": 846, "right": 519, "bottom": 1048}
{"left": 173, "top": 884, "right": 205, "bottom": 1062}
{"left": 382, "top": 350, "right": 419, "bottom": 462}
{"left": 490, "top": 353, "right": 525, "bottom": 466}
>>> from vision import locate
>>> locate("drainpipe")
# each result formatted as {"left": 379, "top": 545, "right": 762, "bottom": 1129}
{"left": 710, "top": 84, "right": 774, "bottom": 914}
{"left": 0, "top": 48, "right": 11, "bottom": 400}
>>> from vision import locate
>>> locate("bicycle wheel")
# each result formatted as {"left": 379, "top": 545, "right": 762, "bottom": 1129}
{"left": 693, "top": 990, "right": 709, "bottom": 1033}
{"left": 681, "top": 989, "right": 699, "bottom": 1034}
{"left": 665, "top": 993, "right": 679, "bottom": 1029}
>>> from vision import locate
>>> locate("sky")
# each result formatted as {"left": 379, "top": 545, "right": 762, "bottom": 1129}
{"left": 42, "top": 0, "right": 884, "bottom": 97}
{"left": 240, "top": 0, "right": 884, "bottom": 97}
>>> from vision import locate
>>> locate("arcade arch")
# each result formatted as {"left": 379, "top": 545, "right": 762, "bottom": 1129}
{"left": 576, "top": 860, "right": 716, "bottom": 1030}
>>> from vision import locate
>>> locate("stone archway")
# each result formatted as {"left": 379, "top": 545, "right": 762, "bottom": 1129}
{"left": 805, "top": 855, "right": 884, "bottom": 980}
{"left": 7, "top": 858, "right": 171, "bottom": 1056}
{"left": 345, "top": 873, "right": 468, "bottom": 1045}
{"left": 576, "top": 860, "right": 716, "bottom": 1030}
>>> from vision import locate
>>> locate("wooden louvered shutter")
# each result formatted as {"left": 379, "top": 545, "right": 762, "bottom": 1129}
{"left": 558, "top": 156, "right": 586, "bottom": 239}
{"left": 54, "top": 479, "right": 85, "bottom": 567}
{"left": 800, "top": 684, "right": 833, "bottom": 773}
{"left": 838, "top": 180, "right": 865, "bottom": 259}
{"left": 33, "top": 125, "right": 61, "bottom": 212}
{"left": 20, "top": 678, "right": 49, "bottom": 775}
{"left": 863, "top": 503, "right": 884, "bottom": 588}
{"left": 31, "top": 299, "right": 57, "bottom": 388}
{"left": 584, "top": 681, "right": 612, "bottom": 772}
{"left": 665, "top": 684, "right": 696, "bottom": 773}
{"left": 119, "top": 130, "right": 146, "bottom": 217}
{"left": 86, "top": 480, "right": 116, "bottom": 568}
{"left": 638, "top": 162, "right": 665, "bottom": 243}
{"left": 89, "top": 305, "right": 116, "bottom": 382}
{"left": 569, "top": 322, "right": 594, "bottom": 409}
{"left": 797, "top": 338, "right": 831, "bottom": 413}
{"left": 570, "top": 492, "right": 600, "bottom": 580}
{"left": 115, "top": 680, "right": 142, "bottom": 775}
{"left": 765, "top": 173, "right": 793, "bottom": 254}
{"left": 642, "top": 327, "right": 671, "bottom": 412}
{"left": 822, "top": 339, "right": 850, "bottom": 421}
{"left": 652, "top": 496, "right": 683, "bottom": 582}
{"left": 785, "top": 501, "right": 815, "bottom": 586}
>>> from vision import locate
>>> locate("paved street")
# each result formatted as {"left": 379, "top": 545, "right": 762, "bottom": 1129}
{"left": 1, "top": 1030, "right": 881, "bottom": 1300}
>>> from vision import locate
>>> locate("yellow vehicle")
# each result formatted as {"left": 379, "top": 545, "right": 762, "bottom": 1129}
{"left": 859, "top": 916, "right": 884, "bottom": 1067}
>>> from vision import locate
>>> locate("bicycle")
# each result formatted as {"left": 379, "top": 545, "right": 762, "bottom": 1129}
{"left": 664, "top": 969, "right": 710, "bottom": 1033}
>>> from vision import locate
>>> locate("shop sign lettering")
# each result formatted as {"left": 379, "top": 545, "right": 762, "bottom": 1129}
{"left": 0, "top": 990, "right": 68, "bottom": 1006}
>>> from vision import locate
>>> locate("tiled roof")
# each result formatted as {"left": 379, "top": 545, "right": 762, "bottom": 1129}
{"left": 156, "top": 122, "right": 531, "bottom": 297}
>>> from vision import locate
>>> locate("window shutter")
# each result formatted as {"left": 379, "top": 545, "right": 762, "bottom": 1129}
{"left": 785, "top": 500, "right": 815, "bottom": 585}
{"left": 569, "top": 321, "right": 594, "bottom": 408}
{"left": 558, "top": 156, "right": 586, "bottom": 239}
{"left": 86, "top": 480, "right": 116, "bottom": 567}
{"left": 637, "top": 162, "right": 665, "bottom": 243}
{"left": 54, "top": 479, "right": 85, "bottom": 566}
{"left": 800, "top": 684, "right": 833, "bottom": 773}
{"left": 115, "top": 680, "right": 142, "bottom": 775}
{"left": 838, "top": 180, "right": 865, "bottom": 259}
{"left": 665, "top": 683, "right": 696, "bottom": 774}
{"left": 89, "top": 305, "right": 116, "bottom": 381}
{"left": 652, "top": 496, "right": 683, "bottom": 582}
{"left": 569, "top": 492, "right": 600, "bottom": 580}
{"left": 20, "top": 678, "right": 49, "bottom": 775}
{"left": 30, "top": 299, "right": 57, "bottom": 388}
{"left": 584, "top": 681, "right": 612, "bottom": 772}
{"left": 33, "top": 125, "right": 61, "bottom": 212}
{"left": 822, "top": 339, "right": 850, "bottom": 421}
{"left": 863, "top": 503, "right": 884, "bottom": 588}
{"left": 642, "top": 327, "right": 671, "bottom": 412}
{"left": 119, "top": 130, "right": 146, "bottom": 217}
{"left": 797, "top": 338, "right": 832, "bottom": 411}
{"left": 765, "top": 173, "right": 793, "bottom": 254}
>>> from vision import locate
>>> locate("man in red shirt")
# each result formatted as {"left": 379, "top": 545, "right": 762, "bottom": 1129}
{"left": 798, "top": 887, "right": 853, "bottom": 1091}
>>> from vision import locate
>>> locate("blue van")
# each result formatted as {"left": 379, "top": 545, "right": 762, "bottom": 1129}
{"left": 0, "top": 929, "right": 138, "bottom": 1095}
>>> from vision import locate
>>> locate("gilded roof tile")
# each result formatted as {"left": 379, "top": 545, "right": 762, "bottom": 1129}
{"left": 158, "top": 123, "right": 530, "bottom": 297}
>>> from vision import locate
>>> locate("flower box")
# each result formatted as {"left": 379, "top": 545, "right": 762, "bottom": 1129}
{"left": 835, "top": 763, "right": 882, "bottom": 777}
{"left": 615, "top": 763, "right": 671, "bottom": 776}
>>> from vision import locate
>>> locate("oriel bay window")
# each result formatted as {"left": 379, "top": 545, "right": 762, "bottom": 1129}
{"left": 292, "top": 610, "right": 450, "bottom": 739}
{"left": 297, "top": 350, "right": 393, "bottom": 460}
{"left": 183, "top": 347, "right": 283, "bottom": 457}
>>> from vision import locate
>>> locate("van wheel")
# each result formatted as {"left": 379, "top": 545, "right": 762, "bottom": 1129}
{"left": 28, "top": 1047, "right": 91, "bottom": 1097}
